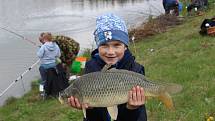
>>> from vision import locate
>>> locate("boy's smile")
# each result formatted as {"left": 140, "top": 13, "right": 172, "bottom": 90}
{"left": 98, "top": 40, "right": 127, "bottom": 65}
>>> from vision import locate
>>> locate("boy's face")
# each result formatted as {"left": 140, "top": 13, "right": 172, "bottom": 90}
{"left": 98, "top": 40, "right": 127, "bottom": 65}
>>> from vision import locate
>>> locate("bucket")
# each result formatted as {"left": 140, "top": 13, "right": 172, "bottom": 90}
{"left": 207, "top": 26, "right": 215, "bottom": 36}
{"left": 75, "top": 56, "right": 87, "bottom": 68}
{"left": 70, "top": 61, "right": 81, "bottom": 74}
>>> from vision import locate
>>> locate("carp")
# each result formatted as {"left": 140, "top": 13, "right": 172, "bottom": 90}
{"left": 59, "top": 66, "right": 182, "bottom": 120}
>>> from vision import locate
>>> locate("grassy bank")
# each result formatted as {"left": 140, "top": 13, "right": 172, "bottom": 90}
{"left": 132, "top": 5, "right": 215, "bottom": 120}
{"left": 1, "top": 4, "right": 215, "bottom": 121}
{"left": 0, "top": 81, "right": 83, "bottom": 121}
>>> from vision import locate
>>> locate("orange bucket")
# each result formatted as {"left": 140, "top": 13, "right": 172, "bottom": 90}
{"left": 75, "top": 56, "right": 87, "bottom": 62}
{"left": 75, "top": 57, "right": 87, "bottom": 68}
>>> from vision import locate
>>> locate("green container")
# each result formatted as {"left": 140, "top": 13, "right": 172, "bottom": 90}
{"left": 70, "top": 61, "right": 81, "bottom": 74}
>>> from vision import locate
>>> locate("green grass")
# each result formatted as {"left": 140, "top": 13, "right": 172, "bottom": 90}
{"left": 1, "top": 4, "right": 215, "bottom": 121}
{"left": 130, "top": 5, "right": 215, "bottom": 121}
{"left": 0, "top": 82, "right": 83, "bottom": 121}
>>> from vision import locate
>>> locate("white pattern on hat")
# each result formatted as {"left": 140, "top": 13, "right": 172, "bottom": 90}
{"left": 96, "top": 13, "right": 128, "bottom": 34}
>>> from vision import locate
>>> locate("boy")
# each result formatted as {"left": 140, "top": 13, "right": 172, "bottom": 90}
{"left": 68, "top": 13, "right": 147, "bottom": 121}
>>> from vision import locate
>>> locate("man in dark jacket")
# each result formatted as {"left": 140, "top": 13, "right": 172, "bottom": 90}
{"left": 187, "top": 0, "right": 208, "bottom": 14}
{"left": 68, "top": 13, "right": 147, "bottom": 121}
{"left": 163, "top": 0, "right": 179, "bottom": 15}
{"left": 199, "top": 17, "right": 215, "bottom": 35}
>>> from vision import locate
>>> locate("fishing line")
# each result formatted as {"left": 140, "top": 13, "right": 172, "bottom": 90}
{"left": 147, "top": 2, "right": 164, "bottom": 15}
{"left": 131, "top": 36, "right": 137, "bottom": 55}
{"left": 0, "top": 59, "right": 40, "bottom": 97}
{"left": 128, "top": 10, "right": 158, "bottom": 17}
{"left": 21, "top": 78, "right": 26, "bottom": 92}
{"left": 0, "top": 26, "right": 38, "bottom": 46}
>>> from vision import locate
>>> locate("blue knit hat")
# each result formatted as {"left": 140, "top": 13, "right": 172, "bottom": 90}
{"left": 94, "top": 13, "right": 129, "bottom": 47}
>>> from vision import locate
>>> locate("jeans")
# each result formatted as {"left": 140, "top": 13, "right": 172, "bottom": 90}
{"left": 39, "top": 66, "right": 47, "bottom": 85}
{"left": 39, "top": 63, "right": 57, "bottom": 85}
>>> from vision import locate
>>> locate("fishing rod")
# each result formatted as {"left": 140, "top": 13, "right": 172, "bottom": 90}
{"left": 136, "top": 11, "right": 158, "bottom": 17}
{"left": 0, "top": 26, "right": 41, "bottom": 97}
{"left": 147, "top": 2, "right": 164, "bottom": 15}
{"left": 0, "top": 59, "right": 40, "bottom": 97}
{"left": 0, "top": 26, "right": 38, "bottom": 46}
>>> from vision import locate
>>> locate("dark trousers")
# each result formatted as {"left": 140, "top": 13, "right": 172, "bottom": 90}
{"left": 44, "top": 64, "right": 69, "bottom": 97}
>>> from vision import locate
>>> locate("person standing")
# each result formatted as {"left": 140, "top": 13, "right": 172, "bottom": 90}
{"left": 163, "top": 0, "right": 179, "bottom": 15}
{"left": 37, "top": 32, "right": 61, "bottom": 96}
{"left": 187, "top": 0, "right": 208, "bottom": 14}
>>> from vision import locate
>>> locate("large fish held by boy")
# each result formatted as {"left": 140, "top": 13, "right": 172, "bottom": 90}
{"left": 59, "top": 65, "right": 182, "bottom": 120}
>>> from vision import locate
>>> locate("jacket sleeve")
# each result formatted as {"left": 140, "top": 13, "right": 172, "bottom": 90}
{"left": 37, "top": 45, "right": 45, "bottom": 58}
{"left": 133, "top": 62, "right": 145, "bottom": 76}
{"left": 56, "top": 45, "right": 61, "bottom": 58}
{"left": 84, "top": 61, "right": 93, "bottom": 74}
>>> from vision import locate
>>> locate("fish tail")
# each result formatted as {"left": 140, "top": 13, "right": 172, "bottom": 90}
{"left": 158, "top": 92, "right": 175, "bottom": 110}
{"left": 58, "top": 92, "right": 64, "bottom": 104}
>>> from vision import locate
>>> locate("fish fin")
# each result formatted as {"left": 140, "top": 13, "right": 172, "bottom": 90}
{"left": 166, "top": 83, "right": 183, "bottom": 94}
{"left": 58, "top": 92, "right": 65, "bottom": 104}
{"left": 82, "top": 108, "right": 87, "bottom": 118}
{"left": 101, "top": 64, "right": 112, "bottom": 72}
{"left": 158, "top": 92, "right": 175, "bottom": 110}
{"left": 107, "top": 106, "right": 118, "bottom": 120}
{"left": 58, "top": 96, "right": 64, "bottom": 104}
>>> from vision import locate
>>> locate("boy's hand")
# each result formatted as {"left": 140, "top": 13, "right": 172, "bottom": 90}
{"left": 127, "top": 86, "right": 145, "bottom": 110}
{"left": 68, "top": 96, "right": 89, "bottom": 110}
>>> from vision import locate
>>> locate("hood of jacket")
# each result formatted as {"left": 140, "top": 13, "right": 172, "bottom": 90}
{"left": 44, "top": 42, "right": 58, "bottom": 51}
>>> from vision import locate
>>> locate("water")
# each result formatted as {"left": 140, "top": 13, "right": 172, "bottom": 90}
{"left": 0, "top": 0, "right": 164, "bottom": 106}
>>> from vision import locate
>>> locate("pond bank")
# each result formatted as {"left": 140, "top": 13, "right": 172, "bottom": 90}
{"left": 0, "top": 3, "right": 215, "bottom": 120}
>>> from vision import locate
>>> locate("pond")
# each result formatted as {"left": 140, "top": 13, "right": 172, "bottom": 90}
{"left": 0, "top": 0, "right": 164, "bottom": 106}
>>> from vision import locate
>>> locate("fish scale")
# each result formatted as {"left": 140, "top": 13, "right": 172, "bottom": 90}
{"left": 59, "top": 68, "right": 182, "bottom": 109}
